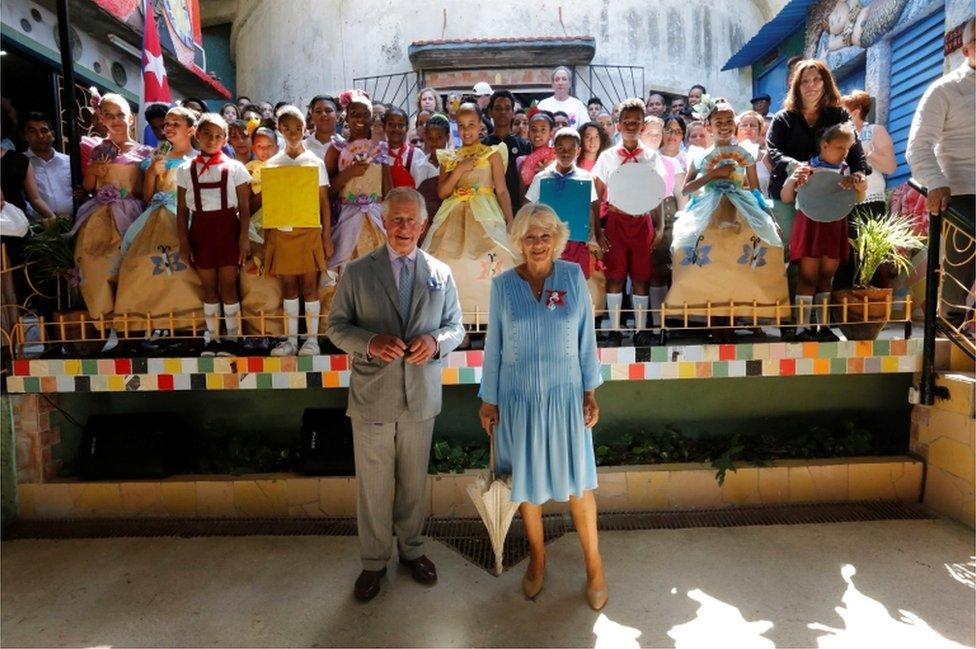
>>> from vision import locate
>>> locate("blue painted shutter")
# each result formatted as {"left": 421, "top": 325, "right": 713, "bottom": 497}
{"left": 886, "top": 8, "right": 946, "bottom": 188}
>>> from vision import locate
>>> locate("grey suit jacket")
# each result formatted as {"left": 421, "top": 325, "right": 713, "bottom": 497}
{"left": 326, "top": 245, "right": 465, "bottom": 423}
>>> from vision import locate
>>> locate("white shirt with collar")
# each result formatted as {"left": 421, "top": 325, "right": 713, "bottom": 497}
{"left": 906, "top": 61, "right": 976, "bottom": 196}
{"left": 25, "top": 149, "right": 73, "bottom": 216}
{"left": 525, "top": 162, "right": 599, "bottom": 204}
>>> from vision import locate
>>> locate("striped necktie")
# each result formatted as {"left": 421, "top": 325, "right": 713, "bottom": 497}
{"left": 398, "top": 255, "right": 413, "bottom": 320}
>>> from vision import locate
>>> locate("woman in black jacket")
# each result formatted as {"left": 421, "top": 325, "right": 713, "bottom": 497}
{"left": 766, "top": 59, "right": 870, "bottom": 245}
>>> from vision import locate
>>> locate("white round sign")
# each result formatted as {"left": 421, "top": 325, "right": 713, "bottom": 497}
{"left": 607, "top": 163, "right": 666, "bottom": 215}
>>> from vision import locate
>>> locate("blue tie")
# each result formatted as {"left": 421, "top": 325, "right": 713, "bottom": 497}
{"left": 398, "top": 256, "right": 413, "bottom": 321}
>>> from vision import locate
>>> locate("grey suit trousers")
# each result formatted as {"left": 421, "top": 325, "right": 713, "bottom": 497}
{"left": 352, "top": 413, "right": 435, "bottom": 571}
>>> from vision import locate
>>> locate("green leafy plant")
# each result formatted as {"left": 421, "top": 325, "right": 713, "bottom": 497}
{"left": 429, "top": 439, "right": 488, "bottom": 474}
{"left": 22, "top": 218, "right": 82, "bottom": 309}
{"left": 850, "top": 210, "right": 925, "bottom": 288}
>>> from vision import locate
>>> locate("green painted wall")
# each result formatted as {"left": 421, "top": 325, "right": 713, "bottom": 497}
{"left": 48, "top": 374, "right": 913, "bottom": 473}
{"left": 202, "top": 24, "right": 236, "bottom": 103}
{"left": 1, "top": 395, "right": 16, "bottom": 532}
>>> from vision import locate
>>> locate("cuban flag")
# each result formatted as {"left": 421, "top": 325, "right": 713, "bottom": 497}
{"left": 140, "top": 0, "right": 171, "bottom": 145}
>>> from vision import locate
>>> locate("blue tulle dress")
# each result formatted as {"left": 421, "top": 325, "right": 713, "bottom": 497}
{"left": 479, "top": 260, "right": 603, "bottom": 505}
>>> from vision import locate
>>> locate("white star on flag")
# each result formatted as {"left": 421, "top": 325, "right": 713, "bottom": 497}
{"left": 144, "top": 51, "right": 167, "bottom": 87}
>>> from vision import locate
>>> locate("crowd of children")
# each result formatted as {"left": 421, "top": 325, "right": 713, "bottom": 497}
{"left": 47, "top": 74, "right": 880, "bottom": 356}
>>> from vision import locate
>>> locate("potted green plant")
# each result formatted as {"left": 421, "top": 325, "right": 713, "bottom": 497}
{"left": 831, "top": 210, "right": 926, "bottom": 341}
{"left": 22, "top": 218, "right": 99, "bottom": 353}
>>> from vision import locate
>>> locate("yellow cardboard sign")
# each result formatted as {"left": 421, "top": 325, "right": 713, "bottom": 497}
{"left": 261, "top": 165, "right": 320, "bottom": 228}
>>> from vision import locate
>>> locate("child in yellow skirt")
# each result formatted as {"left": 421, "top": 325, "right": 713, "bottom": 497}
{"left": 263, "top": 105, "right": 332, "bottom": 356}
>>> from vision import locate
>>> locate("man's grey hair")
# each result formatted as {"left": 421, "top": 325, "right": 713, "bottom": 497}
{"left": 381, "top": 187, "right": 428, "bottom": 222}
{"left": 964, "top": 17, "right": 975, "bottom": 45}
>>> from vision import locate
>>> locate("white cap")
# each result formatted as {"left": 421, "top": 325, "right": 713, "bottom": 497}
{"left": 473, "top": 82, "right": 493, "bottom": 96}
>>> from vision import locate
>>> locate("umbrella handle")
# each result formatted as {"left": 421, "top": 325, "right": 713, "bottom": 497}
{"left": 489, "top": 432, "right": 495, "bottom": 481}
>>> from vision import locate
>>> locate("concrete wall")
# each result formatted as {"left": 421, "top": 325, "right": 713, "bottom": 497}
{"left": 229, "top": 0, "right": 768, "bottom": 110}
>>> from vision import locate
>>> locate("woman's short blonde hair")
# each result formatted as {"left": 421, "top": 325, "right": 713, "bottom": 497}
{"left": 509, "top": 202, "right": 569, "bottom": 261}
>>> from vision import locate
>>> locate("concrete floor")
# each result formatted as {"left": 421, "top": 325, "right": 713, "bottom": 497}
{"left": 1, "top": 519, "right": 973, "bottom": 648}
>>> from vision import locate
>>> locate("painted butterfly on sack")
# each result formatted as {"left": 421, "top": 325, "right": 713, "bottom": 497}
{"left": 679, "top": 236, "right": 712, "bottom": 268}
{"left": 151, "top": 245, "right": 188, "bottom": 276}
{"left": 737, "top": 236, "right": 768, "bottom": 269}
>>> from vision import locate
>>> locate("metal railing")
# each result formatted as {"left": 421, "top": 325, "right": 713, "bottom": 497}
{"left": 910, "top": 180, "right": 976, "bottom": 406}
{"left": 4, "top": 297, "right": 916, "bottom": 360}
{"left": 351, "top": 71, "right": 422, "bottom": 119}
{"left": 573, "top": 65, "right": 645, "bottom": 110}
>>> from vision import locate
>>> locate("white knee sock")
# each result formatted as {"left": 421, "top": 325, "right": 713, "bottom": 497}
{"left": 304, "top": 300, "right": 321, "bottom": 339}
{"left": 607, "top": 293, "right": 623, "bottom": 331}
{"left": 203, "top": 302, "right": 220, "bottom": 339}
{"left": 633, "top": 295, "right": 649, "bottom": 331}
{"left": 649, "top": 285, "right": 668, "bottom": 328}
{"left": 795, "top": 295, "right": 813, "bottom": 327}
{"left": 223, "top": 302, "right": 240, "bottom": 340}
{"left": 283, "top": 298, "right": 300, "bottom": 346}
{"left": 814, "top": 292, "right": 830, "bottom": 326}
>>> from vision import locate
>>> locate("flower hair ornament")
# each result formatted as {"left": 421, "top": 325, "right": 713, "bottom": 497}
{"left": 88, "top": 86, "right": 103, "bottom": 110}
{"left": 692, "top": 94, "right": 717, "bottom": 121}
{"left": 244, "top": 116, "right": 261, "bottom": 137}
{"left": 338, "top": 89, "right": 372, "bottom": 113}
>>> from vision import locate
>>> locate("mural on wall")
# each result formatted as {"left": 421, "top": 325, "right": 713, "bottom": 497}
{"left": 90, "top": 0, "right": 204, "bottom": 70}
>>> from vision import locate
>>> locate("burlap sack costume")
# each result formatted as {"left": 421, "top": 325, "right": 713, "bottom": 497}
{"left": 240, "top": 203, "right": 284, "bottom": 335}
{"left": 72, "top": 162, "right": 145, "bottom": 320}
{"left": 421, "top": 143, "right": 514, "bottom": 325}
{"left": 114, "top": 157, "right": 203, "bottom": 331}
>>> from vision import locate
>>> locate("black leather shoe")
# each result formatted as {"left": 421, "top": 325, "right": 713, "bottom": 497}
{"left": 354, "top": 567, "right": 386, "bottom": 602}
{"left": 399, "top": 555, "right": 437, "bottom": 584}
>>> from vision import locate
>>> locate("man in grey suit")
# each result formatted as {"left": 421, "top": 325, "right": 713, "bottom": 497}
{"left": 327, "top": 187, "right": 465, "bottom": 602}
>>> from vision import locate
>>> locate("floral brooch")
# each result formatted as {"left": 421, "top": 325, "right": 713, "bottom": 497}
{"left": 545, "top": 289, "right": 566, "bottom": 311}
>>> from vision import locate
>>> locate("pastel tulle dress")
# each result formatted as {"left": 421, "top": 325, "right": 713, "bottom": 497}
{"left": 329, "top": 136, "right": 387, "bottom": 271}
{"left": 71, "top": 136, "right": 151, "bottom": 318}
{"left": 422, "top": 143, "right": 514, "bottom": 324}
{"left": 114, "top": 153, "right": 203, "bottom": 330}
{"left": 667, "top": 143, "right": 788, "bottom": 319}
{"left": 480, "top": 260, "right": 603, "bottom": 504}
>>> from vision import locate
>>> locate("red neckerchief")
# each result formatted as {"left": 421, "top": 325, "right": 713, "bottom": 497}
{"left": 194, "top": 151, "right": 226, "bottom": 175}
{"left": 391, "top": 144, "right": 410, "bottom": 167}
{"left": 617, "top": 146, "right": 644, "bottom": 164}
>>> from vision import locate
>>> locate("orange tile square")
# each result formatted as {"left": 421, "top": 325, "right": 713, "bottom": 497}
{"left": 890, "top": 339, "right": 907, "bottom": 356}
{"left": 222, "top": 374, "right": 239, "bottom": 389}
{"left": 813, "top": 358, "right": 830, "bottom": 375}
{"left": 847, "top": 357, "right": 864, "bottom": 373}
{"left": 323, "top": 372, "right": 341, "bottom": 388}
{"left": 855, "top": 341, "right": 873, "bottom": 357}
{"left": 802, "top": 342, "right": 818, "bottom": 358}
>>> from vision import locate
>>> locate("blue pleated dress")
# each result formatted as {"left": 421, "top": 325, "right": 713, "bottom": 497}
{"left": 479, "top": 260, "right": 603, "bottom": 505}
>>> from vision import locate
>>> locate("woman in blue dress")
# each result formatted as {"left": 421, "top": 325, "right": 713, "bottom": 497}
{"left": 478, "top": 202, "right": 607, "bottom": 610}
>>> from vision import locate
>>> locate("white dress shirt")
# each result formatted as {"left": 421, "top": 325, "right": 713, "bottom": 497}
{"left": 906, "top": 61, "right": 976, "bottom": 195}
{"left": 25, "top": 149, "right": 73, "bottom": 216}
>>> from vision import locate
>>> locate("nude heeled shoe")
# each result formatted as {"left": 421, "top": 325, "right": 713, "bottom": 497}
{"left": 522, "top": 568, "right": 545, "bottom": 599}
{"left": 586, "top": 583, "right": 609, "bottom": 611}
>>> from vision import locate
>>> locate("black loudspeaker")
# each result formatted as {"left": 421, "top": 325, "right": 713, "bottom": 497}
{"left": 79, "top": 413, "right": 190, "bottom": 480}
{"left": 300, "top": 409, "right": 355, "bottom": 476}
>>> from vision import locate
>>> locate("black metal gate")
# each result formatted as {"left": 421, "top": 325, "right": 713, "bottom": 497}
{"left": 351, "top": 71, "right": 422, "bottom": 119}
{"left": 573, "top": 64, "right": 645, "bottom": 111}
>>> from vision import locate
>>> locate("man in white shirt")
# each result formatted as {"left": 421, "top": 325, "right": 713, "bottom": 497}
{"left": 906, "top": 17, "right": 975, "bottom": 320}
{"left": 22, "top": 113, "right": 73, "bottom": 218}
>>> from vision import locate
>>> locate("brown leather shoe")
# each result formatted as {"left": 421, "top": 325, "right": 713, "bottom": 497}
{"left": 399, "top": 555, "right": 437, "bottom": 584}
{"left": 353, "top": 567, "right": 386, "bottom": 602}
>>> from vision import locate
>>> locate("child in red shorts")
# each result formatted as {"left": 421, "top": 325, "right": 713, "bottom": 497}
{"left": 592, "top": 98, "right": 665, "bottom": 344}
{"left": 176, "top": 113, "right": 252, "bottom": 356}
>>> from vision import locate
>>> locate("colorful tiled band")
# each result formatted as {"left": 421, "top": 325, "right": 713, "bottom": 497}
{"left": 5, "top": 339, "right": 921, "bottom": 393}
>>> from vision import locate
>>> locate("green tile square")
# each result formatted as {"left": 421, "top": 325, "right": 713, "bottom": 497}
{"left": 23, "top": 376, "right": 40, "bottom": 392}
{"left": 197, "top": 356, "right": 214, "bottom": 373}
{"left": 818, "top": 342, "right": 838, "bottom": 358}
{"left": 712, "top": 361, "right": 729, "bottom": 378}
{"left": 297, "top": 355, "right": 313, "bottom": 372}
{"left": 873, "top": 339, "right": 890, "bottom": 356}
{"left": 459, "top": 367, "right": 476, "bottom": 384}
{"left": 256, "top": 373, "right": 272, "bottom": 389}
{"left": 82, "top": 359, "right": 99, "bottom": 375}
{"left": 601, "top": 365, "right": 612, "bottom": 380}
{"left": 650, "top": 347, "right": 668, "bottom": 362}
{"left": 830, "top": 358, "right": 847, "bottom": 374}
{"left": 735, "top": 344, "right": 754, "bottom": 360}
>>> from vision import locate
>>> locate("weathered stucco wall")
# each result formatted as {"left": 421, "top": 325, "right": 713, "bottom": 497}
{"left": 231, "top": 0, "right": 769, "bottom": 109}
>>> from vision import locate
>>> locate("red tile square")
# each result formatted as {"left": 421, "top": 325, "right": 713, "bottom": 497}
{"left": 719, "top": 344, "right": 736, "bottom": 361}
{"left": 467, "top": 351, "right": 483, "bottom": 367}
{"left": 779, "top": 359, "right": 796, "bottom": 376}
{"left": 628, "top": 363, "right": 644, "bottom": 379}
{"left": 114, "top": 358, "right": 132, "bottom": 375}
{"left": 847, "top": 357, "right": 864, "bottom": 374}
{"left": 247, "top": 357, "right": 264, "bottom": 373}
{"left": 12, "top": 360, "right": 29, "bottom": 376}
{"left": 157, "top": 374, "right": 174, "bottom": 391}
{"left": 41, "top": 376, "right": 58, "bottom": 392}
{"left": 330, "top": 355, "right": 348, "bottom": 371}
